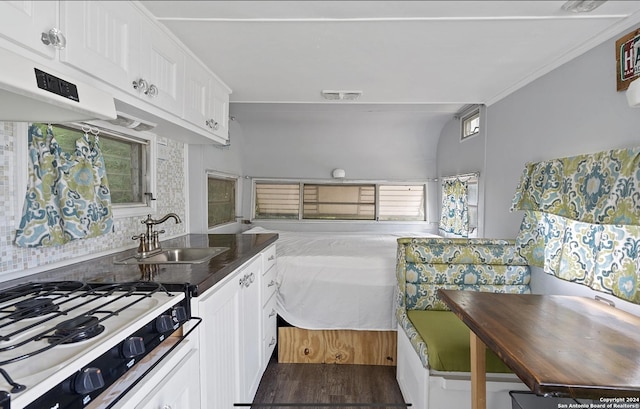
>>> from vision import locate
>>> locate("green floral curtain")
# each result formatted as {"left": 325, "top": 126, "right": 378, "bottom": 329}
{"left": 15, "top": 124, "right": 113, "bottom": 247}
{"left": 439, "top": 178, "right": 469, "bottom": 237}
{"left": 511, "top": 147, "right": 640, "bottom": 303}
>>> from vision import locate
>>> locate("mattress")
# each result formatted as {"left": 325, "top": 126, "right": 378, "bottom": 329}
{"left": 245, "top": 227, "right": 439, "bottom": 330}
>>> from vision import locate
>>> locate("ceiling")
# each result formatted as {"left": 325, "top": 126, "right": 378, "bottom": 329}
{"left": 141, "top": 1, "right": 640, "bottom": 112}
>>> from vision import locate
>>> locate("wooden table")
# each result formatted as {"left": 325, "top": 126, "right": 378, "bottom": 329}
{"left": 438, "top": 290, "right": 640, "bottom": 409}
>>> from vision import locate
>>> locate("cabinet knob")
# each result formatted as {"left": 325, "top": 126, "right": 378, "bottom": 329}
{"left": 269, "top": 309, "right": 276, "bottom": 318}
{"left": 41, "top": 28, "right": 66, "bottom": 49}
{"left": 132, "top": 78, "right": 149, "bottom": 93}
{"left": 268, "top": 255, "right": 275, "bottom": 261}
{"left": 146, "top": 84, "right": 159, "bottom": 98}
{"left": 268, "top": 337, "right": 276, "bottom": 347}
{"left": 268, "top": 280, "right": 276, "bottom": 287}
{"left": 212, "top": 121, "right": 220, "bottom": 130}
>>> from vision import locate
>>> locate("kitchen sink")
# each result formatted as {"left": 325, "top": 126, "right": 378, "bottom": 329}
{"left": 115, "top": 247, "right": 230, "bottom": 265}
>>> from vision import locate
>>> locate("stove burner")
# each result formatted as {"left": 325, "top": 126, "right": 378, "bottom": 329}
{"left": 12, "top": 298, "right": 59, "bottom": 320}
{"left": 49, "top": 316, "right": 105, "bottom": 344}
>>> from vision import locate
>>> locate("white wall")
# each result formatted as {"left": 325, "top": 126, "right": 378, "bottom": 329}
{"left": 187, "top": 118, "right": 246, "bottom": 234}
{"left": 436, "top": 30, "right": 640, "bottom": 314}
{"left": 232, "top": 104, "right": 451, "bottom": 231}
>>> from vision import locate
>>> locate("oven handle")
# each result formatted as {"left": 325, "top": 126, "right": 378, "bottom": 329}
{"left": 105, "top": 316, "right": 203, "bottom": 409}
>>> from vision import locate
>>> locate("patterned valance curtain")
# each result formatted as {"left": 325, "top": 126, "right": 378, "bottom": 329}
{"left": 15, "top": 124, "right": 113, "bottom": 248}
{"left": 511, "top": 147, "right": 640, "bottom": 303}
{"left": 439, "top": 178, "right": 469, "bottom": 237}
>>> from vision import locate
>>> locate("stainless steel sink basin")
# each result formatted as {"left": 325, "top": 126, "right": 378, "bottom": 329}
{"left": 115, "top": 247, "right": 230, "bottom": 265}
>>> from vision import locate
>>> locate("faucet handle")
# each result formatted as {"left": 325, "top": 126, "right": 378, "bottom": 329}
{"left": 132, "top": 234, "right": 148, "bottom": 256}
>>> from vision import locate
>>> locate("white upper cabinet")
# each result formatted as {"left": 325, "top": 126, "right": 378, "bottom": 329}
{"left": 137, "top": 18, "right": 185, "bottom": 115}
{"left": 0, "top": 1, "right": 58, "bottom": 58}
{"left": 183, "top": 54, "right": 230, "bottom": 141}
{"left": 60, "top": 1, "right": 184, "bottom": 114}
{"left": 59, "top": 1, "right": 140, "bottom": 92}
{"left": 183, "top": 55, "right": 211, "bottom": 130}
{"left": 1, "top": 0, "right": 231, "bottom": 145}
{"left": 210, "top": 79, "right": 230, "bottom": 141}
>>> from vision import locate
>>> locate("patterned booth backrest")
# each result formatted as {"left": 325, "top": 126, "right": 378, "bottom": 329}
{"left": 397, "top": 238, "right": 531, "bottom": 311}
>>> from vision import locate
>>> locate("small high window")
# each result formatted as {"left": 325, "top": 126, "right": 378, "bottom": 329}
{"left": 461, "top": 109, "right": 480, "bottom": 140}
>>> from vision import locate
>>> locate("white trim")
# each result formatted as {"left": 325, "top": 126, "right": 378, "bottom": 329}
{"left": 486, "top": 10, "right": 640, "bottom": 106}
{"left": 14, "top": 123, "right": 28, "bottom": 221}
{"left": 155, "top": 15, "right": 629, "bottom": 23}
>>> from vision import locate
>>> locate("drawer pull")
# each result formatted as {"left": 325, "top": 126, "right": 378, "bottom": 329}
{"left": 268, "top": 280, "right": 276, "bottom": 287}
{"left": 268, "top": 255, "right": 275, "bottom": 261}
{"left": 269, "top": 309, "right": 276, "bottom": 318}
{"left": 268, "top": 337, "right": 276, "bottom": 347}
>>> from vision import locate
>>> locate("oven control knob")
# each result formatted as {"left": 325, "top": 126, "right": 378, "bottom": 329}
{"left": 122, "top": 336, "right": 146, "bottom": 358}
{"left": 155, "top": 314, "right": 174, "bottom": 333}
{"left": 73, "top": 367, "right": 105, "bottom": 394}
{"left": 173, "top": 306, "right": 188, "bottom": 323}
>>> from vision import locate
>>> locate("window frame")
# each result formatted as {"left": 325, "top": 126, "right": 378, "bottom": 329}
{"left": 460, "top": 107, "right": 481, "bottom": 141}
{"left": 252, "top": 178, "right": 429, "bottom": 223}
{"left": 16, "top": 121, "right": 157, "bottom": 220}
{"left": 206, "top": 171, "right": 239, "bottom": 229}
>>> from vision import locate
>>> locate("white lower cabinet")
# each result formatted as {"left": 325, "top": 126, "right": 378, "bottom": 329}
{"left": 196, "top": 254, "right": 265, "bottom": 408}
{"left": 135, "top": 347, "right": 200, "bottom": 409}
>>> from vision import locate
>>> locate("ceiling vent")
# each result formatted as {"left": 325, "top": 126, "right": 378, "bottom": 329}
{"left": 105, "top": 111, "right": 157, "bottom": 132}
{"left": 321, "top": 90, "right": 363, "bottom": 101}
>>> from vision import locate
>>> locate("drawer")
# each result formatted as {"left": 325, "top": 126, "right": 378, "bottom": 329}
{"left": 261, "top": 261, "right": 277, "bottom": 305}
{"left": 262, "top": 293, "right": 277, "bottom": 338}
{"left": 261, "top": 245, "right": 276, "bottom": 275}
{"left": 262, "top": 303, "right": 277, "bottom": 368}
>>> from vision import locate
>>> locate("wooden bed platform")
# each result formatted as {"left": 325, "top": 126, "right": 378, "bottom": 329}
{"left": 278, "top": 327, "right": 397, "bottom": 366}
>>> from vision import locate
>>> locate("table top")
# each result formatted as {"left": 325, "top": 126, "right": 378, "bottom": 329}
{"left": 438, "top": 289, "right": 640, "bottom": 399}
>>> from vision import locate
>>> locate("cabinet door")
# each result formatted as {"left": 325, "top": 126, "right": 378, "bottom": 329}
{"left": 135, "top": 348, "right": 200, "bottom": 409}
{"left": 238, "top": 257, "right": 263, "bottom": 403}
{"left": 209, "top": 79, "right": 230, "bottom": 141}
{"left": 0, "top": 1, "right": 57, "bottom": 58}
{"left": 60, "top": 1, "right": 140, "bottom": 92}
{"left": 198, "top": 275, "right": 240, "bottom": 409}
{"left": 183, "top": 57, "right": 211, "bottom": 130}
{"left": 138, "top": 18, "right": 185, "bottom": 115}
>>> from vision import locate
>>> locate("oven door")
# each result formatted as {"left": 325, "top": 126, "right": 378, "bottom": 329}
{"left": 87, "top": 329, "right": 200, "bottom": 409}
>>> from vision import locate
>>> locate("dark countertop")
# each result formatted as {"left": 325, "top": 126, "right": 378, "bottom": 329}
{"left": 0, "top": 233, "right": 279, "bottom": 297}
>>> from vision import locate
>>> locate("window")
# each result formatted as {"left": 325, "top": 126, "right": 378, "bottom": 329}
{"left": 254, "top": 183, "right": 300, "bottom": 219}
{"left": 379, "top": 185, "right": 425, "bottom": 221}
{"left": 303, "top": 184, "right": 375, "bottom": 220}
{"left": 461, "top": 109, "right": 480, "bottom": 140}
{"left": 254, "top": 181, "right": 427, "bottom": 222}
{"left": 207, "top": 175, "right": 236, "bottom": 227}
{"left": 32, "top": 122, "right": 155, "bottom": 217}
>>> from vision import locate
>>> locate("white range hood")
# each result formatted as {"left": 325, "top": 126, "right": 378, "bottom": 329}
{"left": 0, "top": 47, "right": 116, "bottom": 122}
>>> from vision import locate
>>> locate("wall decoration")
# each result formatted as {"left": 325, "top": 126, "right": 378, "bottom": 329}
{"left": 616, "top": 27, "right": 640, "bottom": 91}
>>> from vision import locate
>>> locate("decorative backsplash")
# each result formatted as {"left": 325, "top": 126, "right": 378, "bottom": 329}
{"left": 0, "top": 121, "right": 187, "bottom": 279}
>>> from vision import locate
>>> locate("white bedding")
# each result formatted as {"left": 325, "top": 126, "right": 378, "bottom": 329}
{"left": 245, "top": 227, "right": 438, "bottom": 331}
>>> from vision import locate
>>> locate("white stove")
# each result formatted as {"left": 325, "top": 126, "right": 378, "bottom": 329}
{"left": 0, "top": 281, "right": 193, "bottom": 409}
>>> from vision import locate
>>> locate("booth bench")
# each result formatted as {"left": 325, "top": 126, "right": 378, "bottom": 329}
{"left": 395, "top": 238, "right": 530, "bottom": 409}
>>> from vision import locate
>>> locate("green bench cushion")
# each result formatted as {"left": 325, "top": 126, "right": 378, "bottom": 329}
{"left": 407, "top": 309, "right": 512, "bottom": 373}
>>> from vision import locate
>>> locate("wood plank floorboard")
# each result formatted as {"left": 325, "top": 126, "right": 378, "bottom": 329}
{"left": 251, "top": 358, "right": 409, "bottom": 409}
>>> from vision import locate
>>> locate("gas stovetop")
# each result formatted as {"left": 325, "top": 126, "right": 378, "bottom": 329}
{"left": 0, "top": 281, "right": 188, "bottom": 409}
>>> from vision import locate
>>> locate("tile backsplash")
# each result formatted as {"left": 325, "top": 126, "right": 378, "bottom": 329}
{"left": 0, "top": 121, "right": 187, "bottom": 280}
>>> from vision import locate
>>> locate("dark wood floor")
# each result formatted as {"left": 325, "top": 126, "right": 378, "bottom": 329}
{"left": 251, "top": 357, "right": 409, "bottom": 409}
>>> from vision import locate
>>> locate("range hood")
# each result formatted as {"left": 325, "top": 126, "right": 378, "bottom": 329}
{"left": 0, "top": 47, "right": 116, "bottom": 122}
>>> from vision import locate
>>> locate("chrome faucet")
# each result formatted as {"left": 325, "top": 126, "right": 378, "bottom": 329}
{"left": 132, "top": 213, "right": 182, "bottom": 258}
